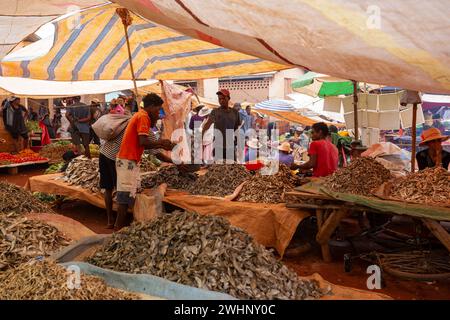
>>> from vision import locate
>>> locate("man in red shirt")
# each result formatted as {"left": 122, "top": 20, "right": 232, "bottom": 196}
{"left": 115, "top": 93, "right": 174, "bottom": 229}
{"left": 292, "top": 122, "right": 338, "bottom": 177}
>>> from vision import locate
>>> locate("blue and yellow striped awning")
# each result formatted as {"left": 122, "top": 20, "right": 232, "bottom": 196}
{"left": 0, "top": 3, "right": 287, "bottom": 81}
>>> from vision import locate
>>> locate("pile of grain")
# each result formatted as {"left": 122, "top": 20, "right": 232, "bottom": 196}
{"left": 39, "top": 141, "right": 72, "bottom": 164}
{"left": 0, "top": 260, "right": 137, "bottom": 300}
{"left": 324, "top": 157, "right": 392, "bottom": 195}
{"left": 87, "top": 211, "right": 324, "bottom": 300}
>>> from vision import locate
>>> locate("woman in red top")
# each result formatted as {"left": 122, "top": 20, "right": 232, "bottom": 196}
{"left": 292, "top": 122, "right": 338, "bottom": 177}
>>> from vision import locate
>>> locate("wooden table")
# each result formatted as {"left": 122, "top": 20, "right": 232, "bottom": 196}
{"left": 285, "top": 190, "right": 450, "bottom": 262}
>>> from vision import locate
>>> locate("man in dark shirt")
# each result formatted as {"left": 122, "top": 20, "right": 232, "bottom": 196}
{"left": 66, "top": 96, "right": 92, "bottom": 158}
{"left": 202, "top": 89, "right": 241, "bottom": 163}
{"left": 2, "top": 97, "right": 29, "bottom": 152}
{"left": 416, "top": 127, "right": 450, "bottom": 170}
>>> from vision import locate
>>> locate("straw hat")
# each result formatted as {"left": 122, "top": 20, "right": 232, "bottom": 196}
{"left": 277, "top": 141, "right": 292, "bottom": 153}
{"left": 247, "top": 138, "right": 262, "bottom": 149}
{"left": 419, "top": 127, "right": 449, "bottom": 146}
{"left": 198, "top": 106, "right": 212, "bottom": 117}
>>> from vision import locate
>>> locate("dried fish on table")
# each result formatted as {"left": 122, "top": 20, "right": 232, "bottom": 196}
{"left": 141, "top": 165, "right": 197, "bottom": 190}
{"left": 324, "top": 157, "right": 392, "bottom": 195}
{"left": 62, "top": 156, "right": 100, "bottom": 193}
{"left": 0, "top": 260, "right": 137, "bottom": 300}
{"left": 390, "top": 167, "right": 450, "bottom": 205}
{"left": 140, "top": 153, "right": 161, "bottom": 172}
{"left": 187, "top": 164, "right": 251, "bottom": 197}
{"left": 88, "top": 211, "right": 324, "bottom": 300}
{"left": 0, "top": 181, "right": 51, "bottom": 216}
{"left": 0, "top": 214, "right": 70, "bottom": 271}
{"left": 237, "top": 165, "right": 298, "bottom": 203}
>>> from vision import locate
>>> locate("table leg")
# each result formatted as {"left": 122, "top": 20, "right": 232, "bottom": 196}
{"left": 316, "top": 208, "right": 349, "bottom": 245}
{"left": 316, "top": 209, "right": 332, "bottom": 262}
{"left": 422, "top": 218, "right": 450, "bottom": 252}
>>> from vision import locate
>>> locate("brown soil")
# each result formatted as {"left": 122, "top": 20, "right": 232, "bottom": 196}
{"left": 2, "top": 169, "right": 450, "bottom": 300}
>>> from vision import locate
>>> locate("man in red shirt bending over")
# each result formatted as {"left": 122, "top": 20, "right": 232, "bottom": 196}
{"left": 292, "top": 122, "right": 338, "bottom": 177}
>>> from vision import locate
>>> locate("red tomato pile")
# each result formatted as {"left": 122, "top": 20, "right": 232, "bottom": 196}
{"left": 0, "top": 152, "right": 48, "bottom": 166}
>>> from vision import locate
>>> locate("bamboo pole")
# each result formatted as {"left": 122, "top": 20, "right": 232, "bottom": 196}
{"left": 352, "top": 80, "right": 359, "bottom": 140}
{"left": 116, "top": 8, "right": 139, "bottom": 105}
{"left": 411, "top": 103, "right": 418, "bottom": 172}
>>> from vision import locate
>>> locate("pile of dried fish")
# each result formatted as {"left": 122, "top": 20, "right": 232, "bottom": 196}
{"left": 141, "top": 166, "right": 197, "bottom": 190}
{"left": 140, "top": 153, "right": 161, "bottom": 172}
{"left": 88, "top": 211, "right": 324, "bottom": 300}
{"left": 0, "top": 260, "right": 137, "bottom": 300}
{"left": 390, "top": 167, "right": 450, "bottom": 205}
{"left": 0, "top": 181, "right": 51, "bottom": 216}
{"left": 187, "top": 164, "right": 251, "bottom": 197}
{"left": 237, "top": 165, "right": 298, "bottom": 203}
{"left": 0, "top": 214, "right": 70, "bottom": 271}
{"left": 324, "top": 157, "right": 392, "bottom": 195}
{"left": 62, "top": 156, "right": 100, "bottom": 193}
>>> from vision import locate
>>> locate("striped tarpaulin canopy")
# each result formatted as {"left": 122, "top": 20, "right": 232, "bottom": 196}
{"left": 254, "top": 100, "right": 295, "bottom": 112}
{"left": 0, "top": 3, "right": 287, "bottom": 81}
{"left": 111, "top": 0, "right": 450, "bottom": 94}
{"left": 0, "top": 0, "right": 105, "bottom": 59}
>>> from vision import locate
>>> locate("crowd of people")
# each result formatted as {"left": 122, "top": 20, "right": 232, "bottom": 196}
{"left": 2, "top": 89, "right": 448, "bottom": 231}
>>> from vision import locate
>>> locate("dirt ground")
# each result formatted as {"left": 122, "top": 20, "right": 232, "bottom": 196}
{"left": 2, "top": 166, "right": 450, "bottom": 300}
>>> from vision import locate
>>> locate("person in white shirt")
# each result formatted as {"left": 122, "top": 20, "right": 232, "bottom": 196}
{"left": 198, "top": 107, "right": 214, "bottom": 164}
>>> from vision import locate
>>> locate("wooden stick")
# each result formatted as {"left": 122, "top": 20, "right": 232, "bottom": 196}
{"left": 316, "top": 209, "right": 332, "bottom": 262}
{"left": 117, "top": 8, "right": 140, "bottom": 103}
{"left": 411, "top": 103, "right": 418, "bottom": 172}
{"left": 352, "top": 80, "right": 359, "bottom": 140}
{"left": 316, "top": 208, "right": 349, "bottom": 244}
{"left": 422, "top": 218, "right": 450, "bottom": 252}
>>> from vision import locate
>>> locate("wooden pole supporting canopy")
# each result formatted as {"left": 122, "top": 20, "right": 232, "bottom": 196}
{"left": 116, "top": 8, "right": 140, "bottom": 104}
{"left": 352, "top": 80, "right": 359, "bottom": 141}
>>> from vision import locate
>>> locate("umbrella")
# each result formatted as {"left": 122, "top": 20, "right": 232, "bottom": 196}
{"left": 254, "top": 99, "right": 295, "bottom": 112}
{"left": 292, "top": 72, "right": 360, "bottom": 139}
{"left": 0, "top": 3, "right": 286, "bottom": 82}
{"left": 254, "top": 99, "right": 322, "bottom": 127}
{"left": 291, "top": 72, "right": 355, "bottom": 97}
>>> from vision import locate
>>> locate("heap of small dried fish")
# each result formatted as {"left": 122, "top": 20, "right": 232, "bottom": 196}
{"left": 62, "top": 156, "right": 100, "bottom": 193}
{"left": 237, "top": 165, "right": 298, "bottom": 203}
{"left": 0, "top": 214, "right": 70, "bottom": 271}
{"left": 141, "top": 166, "right": 197, "bottom": 190}
{"left": 0, "top": 260, "right": 137, "bottom": 300}
{"left": 88, "top": 211, "right": 324, "bottom": 300}
{"left": 140, "top": 153, "right": 161, "bottom": 172}
{"left": 187, "top": 164, "right": 251, "bottom": 197}
{"left": 390, "top": 167, "right": 450, "bottom": 205}
{"left": 324, "top": 157, "right": 392, "bottom": 195}
{"left": 0, "top": 181, "right": 51, "bottom": 216}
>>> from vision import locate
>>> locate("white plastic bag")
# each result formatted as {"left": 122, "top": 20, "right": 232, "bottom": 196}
{"left": 92, "top": 114, "right": 130, "bottom": 141}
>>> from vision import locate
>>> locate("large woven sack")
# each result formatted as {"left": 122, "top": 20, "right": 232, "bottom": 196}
{"left": 92, "top": 114, "right": 130, "bottom": 141}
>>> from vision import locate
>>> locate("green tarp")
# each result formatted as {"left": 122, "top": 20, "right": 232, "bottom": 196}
{"left": 297, "top": 180, "right": 450, "bottom": 221}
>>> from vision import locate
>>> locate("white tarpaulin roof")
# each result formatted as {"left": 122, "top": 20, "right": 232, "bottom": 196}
{"left": 111, "top": 0, "right": 450, "bottom": 94}
{"left": 0, "top": 77, "right": 157, "bottom": 98}
{"left": 0, "top": 0, "right": 105, "bottom": 59}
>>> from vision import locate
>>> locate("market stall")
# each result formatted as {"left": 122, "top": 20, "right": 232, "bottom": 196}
{"left": 285, "top": 157, "right": 450, "bottom": 267}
